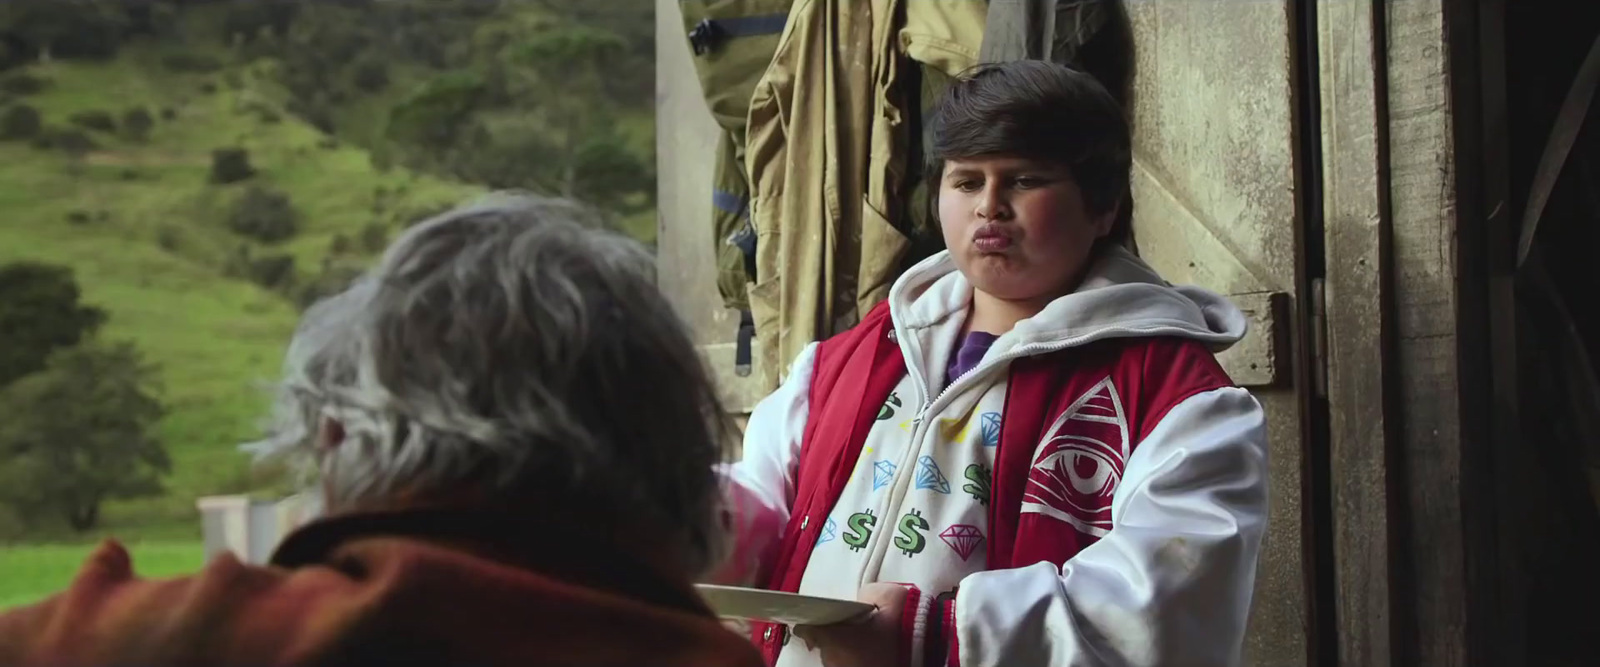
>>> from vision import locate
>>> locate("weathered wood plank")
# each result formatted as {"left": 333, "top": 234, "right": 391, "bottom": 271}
{"left": 1318, "top": 1, "right": 1395, "bottom": 665}
{"left": 1215, "top": 291, "right": 1290, "bottom": 388}
{"left": 1123, "top": 3, "right": 1308, "bottom": 664}
{"left": 1385, "top": 1, "right": 1469, "bottom": 664}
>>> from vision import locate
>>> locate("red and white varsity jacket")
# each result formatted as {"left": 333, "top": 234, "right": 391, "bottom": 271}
{"left": 712, "top": 247, "right": 1270, "bottom": 667}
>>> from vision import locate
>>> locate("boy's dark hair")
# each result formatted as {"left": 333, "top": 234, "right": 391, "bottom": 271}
{"left": 928, "top": 60, "right": 1134, "bottom": 247}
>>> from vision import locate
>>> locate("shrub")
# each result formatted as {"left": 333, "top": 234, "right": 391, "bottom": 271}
{"left": 227, "top": 186, "right": 299, "bottom": 243}
{"left": 69, "top": 110, "right": 116, "bottom": 134}
{"left": 31, "top": 127, "right": 98, "bottom": 155}
{"left": 247, "top": 254, "right": 296, "bottom": 289}
{"left": 0, "top": 105, "right": 42, "bottom": 140}
{"left": 209, "top": 148, "right": 254, "bottom": 184}
{"left": 122, "top": 108, "right": 153, "bottom": 141}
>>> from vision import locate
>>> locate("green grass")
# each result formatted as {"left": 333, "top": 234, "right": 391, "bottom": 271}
{"left": 0, "top": 42, "right": 482, "bottom": 537}
{"left": 0, "top": 540, "right": 205, "bottom": 611}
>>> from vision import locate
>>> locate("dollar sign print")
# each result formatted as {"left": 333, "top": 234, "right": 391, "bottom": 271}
{"left": 894, "top": 509, "right": 928, "bottom": 557}
{"left": 876, "top": 392, "right": 902, "bottom": 421}
{"left": 843, "top": 510, "right": 877, "bottom": 552}
{"left": 963, "top": 464, "right": 992, "bottom": 506}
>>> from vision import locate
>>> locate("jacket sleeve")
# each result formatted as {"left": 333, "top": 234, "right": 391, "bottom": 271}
{"left": 948, "top": 386, "right": 1270, "bottom": 667}
{"left": 701, "top": 343, "right": 819, "bottom": 586}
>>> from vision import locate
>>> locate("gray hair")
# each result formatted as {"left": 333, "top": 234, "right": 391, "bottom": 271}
{"left": 245, "top": 193, "right": 729, "bottom": 571}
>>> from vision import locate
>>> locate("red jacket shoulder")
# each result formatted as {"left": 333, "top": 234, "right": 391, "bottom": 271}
{"left": 1117, "top": 336, "right": 1236, "bottom": 441}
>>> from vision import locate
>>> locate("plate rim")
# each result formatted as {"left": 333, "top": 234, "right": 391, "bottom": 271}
{"left": 694, "top": 584, "right": 875, "bottom": 625}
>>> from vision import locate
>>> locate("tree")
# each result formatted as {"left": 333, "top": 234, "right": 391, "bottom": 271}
{"left": 384, "top": 71, "right": 487, "bottom": 151}
{"left": 570, "top": 132, "right": 654, "bottom": 210}
{"left": 0, "top": 262, "right": 106, "bottom": 388}
{"left": 0, "top": 340, "right": 169, "bottom": 531}
{"left": 507, "top": 25, "right": 629, "bottom": 198}
{"left": 227, "top": 186, "right": 300, "bottom": 243}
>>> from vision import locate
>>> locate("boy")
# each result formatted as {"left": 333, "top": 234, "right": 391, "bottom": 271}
{"left": 714, "top": 61, "right": 1269, "bottom": 667}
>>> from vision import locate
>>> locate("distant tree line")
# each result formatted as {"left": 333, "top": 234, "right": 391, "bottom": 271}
{"left": 1, "top": 0, "right": 655, "bottom": 221}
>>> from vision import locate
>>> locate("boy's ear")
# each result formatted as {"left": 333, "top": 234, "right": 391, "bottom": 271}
{"left": 1092, "top": 202, "right": 1120, "bottom": 238}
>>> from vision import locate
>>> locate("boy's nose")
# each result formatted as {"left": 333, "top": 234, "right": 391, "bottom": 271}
{"left": 975, "top": 190, "right": 1011, "bottom": 220}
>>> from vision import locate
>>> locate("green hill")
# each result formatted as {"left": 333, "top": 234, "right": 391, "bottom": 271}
{"left": 0, "top": 1, "right": 654, "bottom": 541}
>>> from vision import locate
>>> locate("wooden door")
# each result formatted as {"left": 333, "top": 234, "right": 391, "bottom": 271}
{"left": 1121, "top": 3, "right": 1315, "bottom": 664}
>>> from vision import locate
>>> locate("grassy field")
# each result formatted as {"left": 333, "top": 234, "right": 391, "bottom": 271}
{"left": 0, "top": 42, "right": 489, "bottom": 537}
{"left": 0, "top": 540, "right": 205, "bottom": 611}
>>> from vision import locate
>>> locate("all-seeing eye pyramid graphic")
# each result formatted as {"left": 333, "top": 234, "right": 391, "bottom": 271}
{"left": 1020, "top": 377, "right": 1131, "bottom": 537}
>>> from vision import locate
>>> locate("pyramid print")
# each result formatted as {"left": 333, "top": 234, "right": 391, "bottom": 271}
{"left": 1021, "top": 377, "right": 1131, "bottom": 537}
{"left": 915, "top": 456, "right": 951, "bottom": 494}
{"left": 1074, "top": 380, "right": 1124, "bottom": 423}
{"left": 873, "top": 460, "right": 897, "bottom": 492}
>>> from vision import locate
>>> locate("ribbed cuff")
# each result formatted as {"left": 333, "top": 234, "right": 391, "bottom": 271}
{"left": 925, "top": 589, "right": 959, "bottom": 667}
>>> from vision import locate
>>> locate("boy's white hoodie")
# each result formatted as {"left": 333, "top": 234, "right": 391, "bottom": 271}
{"left": 717, "top": 247, "right": 1269, "bottom": 667}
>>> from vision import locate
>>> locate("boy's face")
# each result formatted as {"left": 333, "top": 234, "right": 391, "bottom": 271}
{"left": 938, "top": 156, "right": 1114, "bottom": 305}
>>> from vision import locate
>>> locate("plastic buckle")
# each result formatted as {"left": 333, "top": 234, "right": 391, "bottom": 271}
{"left": 688, "top": 19, "right": 725, "bottom": 56}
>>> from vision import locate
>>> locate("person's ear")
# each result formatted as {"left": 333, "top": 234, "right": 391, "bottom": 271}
{"left": 1092, "top": 202, "right": 1120, "bottom": 238}
{"left": 316, "top": 416, "right": 345, "bottom": 453}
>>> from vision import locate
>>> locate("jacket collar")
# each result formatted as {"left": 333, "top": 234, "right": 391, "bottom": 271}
{"left": 269, "top": 505, "right": 711, "bottom": 616}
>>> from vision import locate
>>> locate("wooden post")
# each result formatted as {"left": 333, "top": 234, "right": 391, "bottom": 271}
{"left": 1384, "top": 1, "right": 1472, "bottom": 664}
{"left": 1317, "top": 1, "right": 1398, "bottom": 665}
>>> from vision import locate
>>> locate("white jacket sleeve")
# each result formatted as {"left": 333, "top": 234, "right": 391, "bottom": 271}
{"left": 955, "top": 387, "right": 1270, "bottom": 667}
{"left": 702, "top": 343, "right": 819, "bottom": 586}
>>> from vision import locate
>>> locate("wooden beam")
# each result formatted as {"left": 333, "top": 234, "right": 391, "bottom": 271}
{"left": 1317, "top": 1, "right": 1397, "bottom": 665}
{"left": 1384, "top": 2, "right": 1472, "bottom": 665}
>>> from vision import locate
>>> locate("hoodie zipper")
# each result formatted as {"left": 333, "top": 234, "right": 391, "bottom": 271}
{"left": 899, "top": 323, "right": 1207, "bottom": 427}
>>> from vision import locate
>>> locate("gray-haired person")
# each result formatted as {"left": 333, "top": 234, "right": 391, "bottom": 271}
{"left": 0, "top": 194, "right": 765, "bottom": 667}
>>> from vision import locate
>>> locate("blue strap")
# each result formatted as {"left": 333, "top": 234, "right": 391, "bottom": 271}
{"left": 713, "top": 189, "right": 749, "bottom": 219}
{"left": 689, "top": 13, "right": 788, "bottom": 55}
{"left": 716, "top": 13, "right": 787, "bottom": 38}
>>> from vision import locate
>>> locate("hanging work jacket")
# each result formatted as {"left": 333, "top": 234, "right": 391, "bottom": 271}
{"left": 742, "top": 0, "right": 987, "bottom": 389}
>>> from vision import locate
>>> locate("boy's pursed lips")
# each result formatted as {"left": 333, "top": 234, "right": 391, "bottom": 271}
{"left": 973, "top": 223, "right": 1016, "bottom": 252}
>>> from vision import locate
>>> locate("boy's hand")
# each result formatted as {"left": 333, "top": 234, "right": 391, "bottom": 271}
{"left": 792, "top": 583, "right": 909, "bottom": 667}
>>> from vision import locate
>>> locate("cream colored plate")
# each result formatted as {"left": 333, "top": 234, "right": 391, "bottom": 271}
{"left": 695, "top": 584, "right": 874, "bottom": 626}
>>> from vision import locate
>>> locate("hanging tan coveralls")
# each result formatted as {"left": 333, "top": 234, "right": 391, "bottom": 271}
{"left": 743, "top": 0, "right": 986, "bottom": 387}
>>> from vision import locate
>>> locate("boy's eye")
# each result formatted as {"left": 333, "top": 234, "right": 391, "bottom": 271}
{"left": 1013, "top": 176, "right": 1047, "bottom": 189}
{"left": 953, "top": 179, "right": 982, "bottom": 192}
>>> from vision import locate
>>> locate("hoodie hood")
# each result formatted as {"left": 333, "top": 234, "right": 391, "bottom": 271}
{"left": 887, "top": 247, "right": 1247, "bottom": 392}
